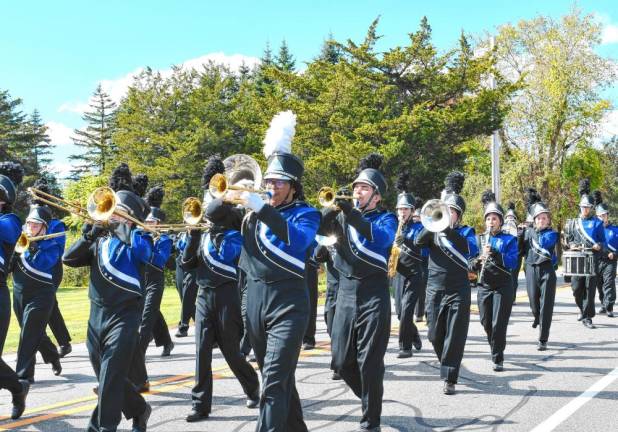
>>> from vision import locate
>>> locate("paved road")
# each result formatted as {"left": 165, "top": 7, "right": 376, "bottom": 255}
{"left": 1, "top": 280, "right": 617, "bottom": 431}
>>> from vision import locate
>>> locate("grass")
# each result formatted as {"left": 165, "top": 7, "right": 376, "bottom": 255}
{"left": 4, "top": 277, "right": 328, "bottom": 354}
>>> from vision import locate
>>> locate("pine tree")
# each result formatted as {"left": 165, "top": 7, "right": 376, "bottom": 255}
{"left": 69, "top": 84, "right": 117, "bottom": 178}
{"left": 0, "top": 89, "right": 28, "bottom": 160}
{"left": 276, "top": 39, "right": 296, "bottom": 71}
{"left": 317, "top": 32, "right": 341, "bottom": 64}
{"left": 25, "top": 109, "right": 53, "bottom": 172}
{"left": 255, "top": 41, "right": 275, "bottom": 90}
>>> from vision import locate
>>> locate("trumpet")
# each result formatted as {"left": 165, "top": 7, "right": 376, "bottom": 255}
{"left": 209, "top": 173, "right": 268, "bottom": 202}
{"left": 317, "top": 187, "right": 353, "bottom": 208}
{"left": 420, "top": 199, "right": 451, "bottom": 232}
{"left": 15, "top": 231, "right": 66, "bottom": 255}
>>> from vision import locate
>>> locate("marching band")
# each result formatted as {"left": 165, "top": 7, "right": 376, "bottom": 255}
{"left": 0, "top": 111, "right": 616, "bottom": 432}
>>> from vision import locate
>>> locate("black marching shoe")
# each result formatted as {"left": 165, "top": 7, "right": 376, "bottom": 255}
{"left": 186, "top": 408, "right": 209, "bottom": 422}
{"left": 175, "top": 327, "right": 188, "bottom": 338}
{"left": 137, "top": 381, "right": 150, "bottom": 393}
{"left": 358, "top": 427, "right": 381, "bottom": 432}
{"left": 58, "top": 344, "right": 72, "bottom": 358}
{"left": 608, "top": 310, "right": 615, "bottom": 318}
{"left": 161, "top": 342, "right": 174, "bottom": 357}
{"left": 11, "top": 379, "right": 30, "bottom": 420}
{"left": 331, "top": 371, "right": 342, "bottom": 380}
{"left": 599, "top": 306, "right": 606, "bottom": 314}
{"left": 302, "top": 342, "right": 315, "bottom": 351}
{"left": 532, "top": 318, "right": 539, "bottom": 328}
{"left": 132, "top": 403, "right": 151, "bottom": 432}
{"left": 443, "top": 381, "right": 456, "bottom": 395}
{"left": 246, "top": 393, "right": 260, "bottom": 409}
{"left": 413, "top": 336, "right": 422, "bottom": 351}
{"left": 583, "top": 319, "right": 596, "bottom": 329}
{"left": 537, "top": 341, "right": 548, "bottom": 351}
{"left": 577, "top": 313, "right": 584, "bottom": 321}
{"left": 493, "top": 362, "right": 504, "bottom": 372}
{"left": 397, "top": 349, "right": 413, "bottom": 359}
{"left": 51, "top": 358, "right": 62, "bottom": 376}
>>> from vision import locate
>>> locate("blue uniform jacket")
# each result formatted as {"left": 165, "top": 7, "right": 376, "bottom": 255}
{"left": 183, "top": 228, "right": 243, "bottom": 286}
{"left": 0, "top": 213, "right": 21, "bottom": 276}
{"left": 476, "top": 231, "right": 518, "bottom": 287}
{"left": 149, "top": 234, "right": 172, "bottom": 270}
{"left": 12, "top": 233, "right": 62, "bottom": 295}
{"left": 603, "top": 224, "right": 618, "bottom": 258}
{"left": 567, "top": 216, "right": 607, "bottom": 251}
{"left": 397, "top": 221, "right": 425, "bottom": 278}
{"left": 49, "top": 219, "right": 66, "bottom": 287}
{"left": 521, "top": 227, "right": 558, "bottom": 266}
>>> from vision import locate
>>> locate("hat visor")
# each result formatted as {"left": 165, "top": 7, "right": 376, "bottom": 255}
{"left": 264, "top": 172, "right": 294, "bottom": 181}
{"left": 25, "top": 216, "right": 48, "bottom": 226}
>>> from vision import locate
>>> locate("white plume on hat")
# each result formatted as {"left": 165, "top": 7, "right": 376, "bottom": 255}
{"left": 263, "top": 110, "right": 296, "bottom": 159}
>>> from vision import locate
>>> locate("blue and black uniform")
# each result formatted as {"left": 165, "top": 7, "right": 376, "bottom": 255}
{"left": 207, "top": 198, "right": 320, "bottom": 432}
{"left": 415, "top": 224, "right": 478, "bottom": 384}
{"left": 314, "top": 244, "right": 340, "bottom": 336}
{"left": 181, "top": 225, "right": 259, "bottom": 415}
{"left": 46, "top": 219, "right": 72, "bottom": 350}
{"left": 520, "top": 227, "right": 558, "bottom": 343}
{"left": 320, "top": 205, "right": 397, "bottom": 430}
{"left": 303, "top": 243, "right": 319, "bottom": 348}
{"left": 129, "top": 234, "right": 173, "bottom": 388}
{"left": 565, "top": 216, "right": 607, "bottom": 320}
{"left": 415, "top": 246, "right": 429, "bottom": 320}
{"left": 63, "top": 227, "right": 151, "bottom": 432}
{"left": 475, "top": 231, "right": 518, "bottom": 365}
{"left": 174, "top": 232, "right": 198, "bottom": 334}
{"left": 394, "top": 220, "right": 425, "bottom": 352}
{"left": 597, "top": 223, "right": 618, "bottom": 313}
{"left": 0, "top": 212, "right": 23, "bottom": 395}
{"left": 11, "top": 230, "right": 62, "bottom": 381}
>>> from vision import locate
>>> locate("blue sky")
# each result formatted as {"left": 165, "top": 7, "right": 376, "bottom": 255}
{"left": 1, "top": 1, "right": 617, "bottom": 177}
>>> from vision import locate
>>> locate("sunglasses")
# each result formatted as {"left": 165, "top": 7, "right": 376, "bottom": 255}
{"left": 264, "top": 179, "right": 289, "bottom": 188}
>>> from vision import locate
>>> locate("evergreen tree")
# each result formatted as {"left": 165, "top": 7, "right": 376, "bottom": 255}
{"left": 255, "top": 41, "right": 275, "bottom": 91}
{"left": 317, "top": 32, "right": 341, "bottom": 64}
{"left": 0, "top": 89, "right": 28, "bottom": 160}
{"left": 25, "top": 109, "right": 53, "bottom": 171}
{"left": 275, "top": 39, "right": 296, "bottom": 71}
{"left": 69, "top": 84, "right": 117, "bottom": 178}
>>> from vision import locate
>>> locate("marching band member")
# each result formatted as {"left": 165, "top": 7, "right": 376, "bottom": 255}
{"left": 414, "top": 171, "right": 478, "bottom": 395}
{"left": 474, "top": 191, "right": 518, "bottom": 371}
{"left": 206, "top": 111, "right": 320, "bottom": 431}
{"left": 413, "top": 197, "right": 429, "bottom": 322}
{"left": 173, "top": 231, "right": 197, "bottom": 337}
{"left": 319, "top": 153, "right": 397, "bottom": 431}
{"left": 303, "top": 249, "right": 319, "bottom": 350}
{"left": 11, "top": 202, "right": 63, "bottom": 382}
{"left": 520, "top": 190, "right": 558, "bottom": 350}
{"left": 129, "top": 185, "right": 174, "bottom": 392}
{"left": 393, "top": 173, "right": 424, "bottom": 359}
{"left": 181, "top": 155, "right": 259, "bottom": 422}
{"left": 63, "top": 164, "right": 152, "bottom": 432}
{"left": 504, "top": 202, "right": 523, "bottom": 303}
{"left": 594, "top": 191, "right": 617, "bottom": 317}
{"left": 564, "top": 179, "right": 607, "bottom": 329}
{"left": 0, "top": 162, "right": 29, "bottom": 419}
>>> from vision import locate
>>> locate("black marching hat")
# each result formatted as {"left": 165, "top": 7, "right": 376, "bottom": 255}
{"left": 593, "top": 190, "right": 609, "bottom": 216}
{"left": 201, "top": 154, "right": 226, "bottom": 206}
{"left": 353, "top": 153, "right": 387, "bottom": 196}
{"left": 109, "top": 163, "right": 149, "bottom": 222}
{"left": 0, "top": 162, "right": 24, "bottom": 206}
{"left": 505, "top": 202, "right": 517, "bottom": 221}
{"left": 395, "top": 173, "right": 414, "bottom": 209}
{"left": 442, "top": 171, "right": 466, "bottom": 215}
{"left": 145, "top": 186, "right": 166, "bottom": 223}
{"left": 578, "top": 179, "right": 594, "bottom": 208}
{"left": 262, "top": 111, "right": 304, "bottom": 182}
{"left": 26, "top": 204, "right": 52, "bottom": 227}
{"left": 481, "top": 190, "right": 504, "bottom": 222}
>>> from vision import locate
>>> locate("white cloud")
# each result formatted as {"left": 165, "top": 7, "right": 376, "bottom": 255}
{"left": 47, "top": 161, "right": 75, "bottom": 179}
{"left": 599, "top": 109, "right": 618, "bottom": 141}
{"left": 602, "top": 23, "right": 618, "bottom": 44}
{"left": 59, "top": 52, "right": 260, "bottom": 113}
{"left": 45, "top": 121, "right": 74, "bottom": 146}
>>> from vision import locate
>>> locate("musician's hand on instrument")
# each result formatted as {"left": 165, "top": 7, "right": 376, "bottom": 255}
{"left": 483, "top": 244, "right": 491, "bottom": 256}
{"left": 28, "top": 241, "right": 40, "bottom": 254}
{"left": 86, "top": 223, "right": 107, "bottom": 241}
{"left": 241, "top": 191, "right": 266, "bottom": 212}
{"left": 335, "top": 197, "right": 352, "bottom": 214}
{"left": 395, "top": 234, "right": 404, "bottom": 246}
{"left": 592, "top": 243, "right": 601, "bottom": 251}
{"left": 609, "top": 252, "right": 615, "bottom": 260}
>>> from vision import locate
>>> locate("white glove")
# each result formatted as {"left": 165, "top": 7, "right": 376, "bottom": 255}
{"left": 241, "top": 191, "right": 266, "bottom": 212}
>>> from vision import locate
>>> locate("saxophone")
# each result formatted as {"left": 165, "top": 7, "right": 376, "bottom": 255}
{"left": 478, "top": 229, "right": 491, "bottom": 284}
{"left": 387, "top": 217, "right": 405, "bottom": 278}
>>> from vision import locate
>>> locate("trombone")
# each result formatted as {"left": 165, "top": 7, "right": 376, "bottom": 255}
{"left": 208, "top": 173, "right": 269, "bottom": 203}
{"left": 87, "top": 187, "right": 157, "bottom": 233}
{"left": 15, "top": 231, "right": 66, "bottom": 255}
{"left": 317, "top": 187, "right": 353, "bottom": 208}
{"left": 28, "top": 187, "right": 94, "bottom": 223}
{"left": 151, "top": 197, "right": 211, "bottom": 234}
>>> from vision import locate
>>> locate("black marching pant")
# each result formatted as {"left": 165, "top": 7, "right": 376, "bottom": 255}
{"left": 13, "top": 290, "right": 60, "bottom": 380}
{"left": 0, "top": 281, "right": 10, "bottom": 355}
{"left": 87, "top": 301, "right": 147, "bottom": 432}
{"left": 395, "top": 273, "right": 422, "bottom": 351}
{"left": 511, "top": 256, "right": 523, "bottom": 302}
{"left": 303, "top": 264, "right": 318, "bottom": 346}
{"left": 425, "top": 285, "right": 470, "bottom": 383}
{"left": 597, "top": 260, "right": 617, "bottom": 312}
{"left": 415, "top": 258, "right": 428, "bottom": 319}
{"left": 151, "top": 312, "right": 171, "bottom": 347}
{"left": 477, "top": 282, "right": 513, "bottom": 364}
{"left": 238, "top": 270, "right": 252, "bottom": 356}
{"left": 571, "top": 272, "right": 597, "bottom": 320}
{"left": 192, "top": 282, "right": 259, "bottom": 413}
{"left": 331, "top": 273, "right": 391, "bottom": 430}
{"left": 48, "top": 297, "right": 71, "bottom": 347}
{"left": 525, "top": 263, "right": 556, "bottom": 342}
{"left": 176, "top": 268, "right": 197, "bottom": 330}
{"left": 246, "top": 277, "right": 309, "bottom": 432}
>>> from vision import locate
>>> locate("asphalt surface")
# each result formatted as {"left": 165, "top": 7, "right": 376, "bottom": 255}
{"left": 1, "top": 277, "right": 617, "bottom": 431}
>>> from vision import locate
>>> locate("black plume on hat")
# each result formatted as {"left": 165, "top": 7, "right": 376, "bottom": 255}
{"left": 395, "top": 173, "right": 410, "bottom": 193}
{"left": 592, "top": 190, "right": 603, "bottom": 206}
{"left": 444, "top": 171, "right": 465, "bottom": 194}
{"left": 578, "top": 178, "right": 591, "bottom": 197}
{"left": 481, "top": 190, "right": 496, "bottom": 206}
{"left": 525, "top": 188, "right": 541, "bottom": 210}
{"left": 146, "top": 186, "right": 164, "bottom": 208}
{"left": 133, "top": 174, "right": 149, "bottom": 198}
{"left": 201, "top": 155, "right": 225, "bottom": 190}
{"left": 356, "top": 153, "right": 383, "bottom": 174}
{"left": 30, "top": 177, "right": 51, "bottom": 206}
{"left": 109, "top": 163, "right": 134, "bottom": 192}
{"left": 413, "top": 197, "right": 423, "bottom": 209}
{"left": 507, "top": 201, "right": 516, "bottom": 211}
{"left": 0, "top": 162, "right": 24, "bottom": 186}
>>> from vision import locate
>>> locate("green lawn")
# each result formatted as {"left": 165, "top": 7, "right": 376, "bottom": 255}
{"left": 4, "top": 277, "right": 327, "bottom": 354}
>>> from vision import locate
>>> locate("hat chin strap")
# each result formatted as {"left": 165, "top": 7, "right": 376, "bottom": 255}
{"left": 356, "top": 189, "right": 377, "bottom": 213}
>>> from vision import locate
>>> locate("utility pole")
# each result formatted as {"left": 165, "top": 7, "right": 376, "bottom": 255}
{"left": 489, "top": 36, "right": 501, "bottom": 202}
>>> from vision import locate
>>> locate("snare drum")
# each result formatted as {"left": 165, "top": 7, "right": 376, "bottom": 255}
{"left": 563, "top": 250, "right": 595, "bottom": 277}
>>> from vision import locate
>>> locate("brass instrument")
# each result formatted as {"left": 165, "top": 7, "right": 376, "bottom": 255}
{"left": 28, "top": 187, "right": 94, "bottom": 222}
{"left": 317, "top": 187, "right": 353, "bottom": 208}
{"left": 420, "top": 199, "right": 450, "bottom": 232}
{"left": 15, "top": 231, "right": 66, "bottom": 255}
{"left": 87, "top": 187, "right": 156, "bottom": 233}
{"left": 150, "top": 197, "right": 210, "bottom": 234}
{"left": 387, "top": 217, "right": 404, "bottom": 278}
{"left": 315, "top": 234, "right": 337, "bottom": 246}
{"left": 209, "top": 173, "right": 268, "bottom": 202}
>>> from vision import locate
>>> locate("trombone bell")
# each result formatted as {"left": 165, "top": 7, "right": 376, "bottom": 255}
{"left": 87, "top": 187, "right": 117, "bottom": 222}
{"left": 183, "top": 197, "right": 203, "bottom": 225}
{"left": 420, "top": 199, "right": 451, "bottom": 232}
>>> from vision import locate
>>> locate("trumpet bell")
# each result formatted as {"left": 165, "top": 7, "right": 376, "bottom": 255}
{"left": 318, "top": 187, "right": 336, "bottom": 207}
{"left": 209, "top": 173, "right": 227, "bottom": 199}
{"left": 183, "top": 197, "right": 203, "bottom": 225}
{"left": 14, "top": 233, "right": 29, "bottom": 255}
{"left": 87, "top": 187, "right": 117, "bottom": 222}
{"left": 420, "top": 199, "right": 451, "bottom": 232}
